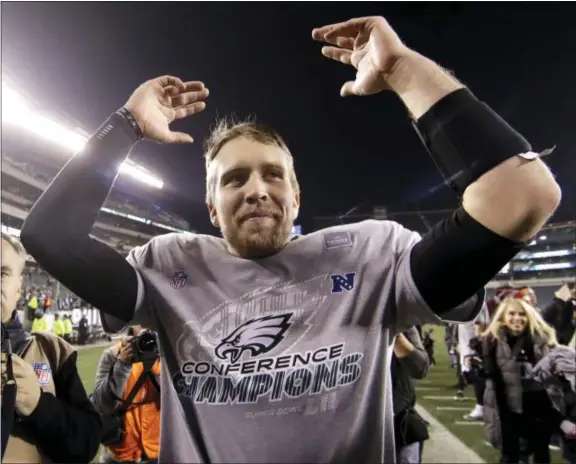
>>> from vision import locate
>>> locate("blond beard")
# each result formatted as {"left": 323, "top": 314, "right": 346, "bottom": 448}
{"left": 224, "top": 220, "right": 292, "bottom": 259}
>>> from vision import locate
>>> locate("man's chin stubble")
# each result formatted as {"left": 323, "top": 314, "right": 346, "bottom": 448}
{"left": 228, "top": 230, "right": 290, "bottom": 259}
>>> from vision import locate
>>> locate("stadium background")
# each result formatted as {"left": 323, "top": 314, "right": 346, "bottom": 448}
{"left": 2, "top": 4, "right": 575, "bottom": 462}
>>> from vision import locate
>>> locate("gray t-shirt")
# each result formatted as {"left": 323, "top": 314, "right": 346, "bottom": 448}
{"left": 103, "top": 219, "right": 483, "bottom": 463}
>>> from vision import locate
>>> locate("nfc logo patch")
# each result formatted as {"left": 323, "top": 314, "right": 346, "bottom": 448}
{"left": 330, "top": 272, "right": 356, "bottom": 293}
{"left": 33, "top": 362, "right": 52, "bottom": 386}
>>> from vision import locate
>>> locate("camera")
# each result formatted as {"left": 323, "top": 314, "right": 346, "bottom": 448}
{"left": 129, "top": 330, "right": 159, "bottom": 363}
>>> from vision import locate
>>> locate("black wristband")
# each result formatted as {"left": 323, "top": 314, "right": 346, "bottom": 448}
{"left": 413, "top": 88, "right": 532, "bottom": 195}
{"left": 116, "top": 107, "right": 143, "bottom": 140}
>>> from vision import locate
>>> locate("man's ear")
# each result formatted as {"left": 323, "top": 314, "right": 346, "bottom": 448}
{"left": 208, "top": 204, "right": 220, "bottom": 228}
{"left": 293, "top": 192, "right": 300, "bottom": 221}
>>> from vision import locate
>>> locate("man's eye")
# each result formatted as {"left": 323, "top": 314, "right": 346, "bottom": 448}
{"left": 225, "top": 176, "right": 241, "bottom": 186}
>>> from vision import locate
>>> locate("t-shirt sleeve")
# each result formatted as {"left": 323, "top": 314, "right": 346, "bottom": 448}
{"left": 100, "top": 244, "right": 153, "bottom": 334}
{"left": 392, "top": 227, "right": 485, "bottom": 333}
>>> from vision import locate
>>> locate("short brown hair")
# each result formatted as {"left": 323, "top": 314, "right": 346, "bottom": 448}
{"left": 203, "top": 117, "right": 300, "bottom": 204}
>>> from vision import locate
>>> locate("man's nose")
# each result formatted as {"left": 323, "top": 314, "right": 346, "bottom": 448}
{"left": 244, "top": 176, "right": 269, "bottom": 204}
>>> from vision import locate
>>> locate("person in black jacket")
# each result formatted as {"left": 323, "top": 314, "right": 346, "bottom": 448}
{"left": 392, "top": 327, "right": 430, "bottom": 464}
{"left": 1, "top": 232, "right": 102, "bottom": 463}
{"left": 541, "top": 284, "right": 576, "bottom": 346}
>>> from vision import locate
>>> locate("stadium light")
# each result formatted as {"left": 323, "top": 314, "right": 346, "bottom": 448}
{"left": 2, "top": 81, "right": 163, "bottom": 189}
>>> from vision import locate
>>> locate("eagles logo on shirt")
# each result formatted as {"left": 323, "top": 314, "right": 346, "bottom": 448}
{"left": 33, "top": 362, "right": 52, "bottom": 386}
{"left": 215, "top": 313, "right": 293, "bottom": 364}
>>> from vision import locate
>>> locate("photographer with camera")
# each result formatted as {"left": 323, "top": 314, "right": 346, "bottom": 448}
{"left": 91, "top": 325, "right": 160, "bottom": 464}
{"left": 1, "top": 233, "right": 102, "bottom": 463}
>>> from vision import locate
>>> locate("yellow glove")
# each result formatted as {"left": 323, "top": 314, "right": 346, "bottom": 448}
{"left": 1, "top": 354, "right": 42, "bottom": 417}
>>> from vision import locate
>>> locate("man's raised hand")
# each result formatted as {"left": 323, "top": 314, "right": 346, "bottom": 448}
{"left": 312, "top": 16, "right": 411, "bottom": 97}
{"left": 124, "top": 76, "right": 209, "bottom": 144}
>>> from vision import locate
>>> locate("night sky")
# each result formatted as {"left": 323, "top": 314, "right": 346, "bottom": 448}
{"left": 2, "top": 2, "right": 575, "bottom": 234}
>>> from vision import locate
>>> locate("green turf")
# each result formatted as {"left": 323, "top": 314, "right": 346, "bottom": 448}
{"left": 77, "top": 332, "right": 565, "bottom": 463}
{"left": 77, "top": 345, "right": 110, "bottom": 393}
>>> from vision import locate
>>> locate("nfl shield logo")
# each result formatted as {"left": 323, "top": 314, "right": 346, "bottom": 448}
{"left": 33, "top": 362, "right": 52, "bottom": 386}
{"left": 170, "top": 271, "right": 188, "bottom": 289}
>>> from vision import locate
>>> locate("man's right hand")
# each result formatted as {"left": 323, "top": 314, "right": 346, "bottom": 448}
{"left": 124, "top": 75, "right": 209, "bottom": 144}
{"left": 117, "top": 336, "right": 134, "bottom": 363}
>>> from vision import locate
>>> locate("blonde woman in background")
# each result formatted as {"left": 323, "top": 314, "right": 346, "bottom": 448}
{"left": 480, "top": 297, "right": 576, "bottom": 463}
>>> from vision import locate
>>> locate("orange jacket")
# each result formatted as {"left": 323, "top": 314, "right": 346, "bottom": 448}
{"left": 108, "top": 350, "right": 161, "bottom": 462}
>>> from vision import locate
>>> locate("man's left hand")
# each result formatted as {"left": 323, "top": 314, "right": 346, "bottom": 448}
{"left": 312, "top": 16, "right": 411, "bottom": 97}
{"left": 1, "top": 354, "right": 42, "bottom": 417}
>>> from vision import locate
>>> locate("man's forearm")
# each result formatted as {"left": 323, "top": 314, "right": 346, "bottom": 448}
{"left": 387, "top": 51, "right": 464, "bottom": 120}
{"left": 387, "top": 51, "right": 561, "bottom": 242}
{"left": 20, "top": 112, "right": 142, "bottom": 321}
{"left": 22, "top": 112, "right": 140, "bottom": 240}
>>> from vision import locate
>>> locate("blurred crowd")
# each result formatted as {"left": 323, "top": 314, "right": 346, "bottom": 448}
{"left": 17, "top": 266, "right": 109, "bottom": 346}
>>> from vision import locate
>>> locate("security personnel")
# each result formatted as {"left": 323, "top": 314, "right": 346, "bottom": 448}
{"left": 52, "top": 314, "right": 65, "bottom": 338}
{"left": 91, "top": 326, "right": 160, "bottom": 464}
{"left": 30, "top": 310, "right": 48, "bottom": 333}
{"left": 26, "top": 293, "right": 38, "bottom": 314}
{"left": 62, "top": 315, "right": 73, "bottom": 343}
{"left": 1, "top": 232, "right": 102, "bottom": 463}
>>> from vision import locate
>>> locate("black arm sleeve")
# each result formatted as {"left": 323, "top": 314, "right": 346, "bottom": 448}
{"left": 20, "top": 353, "right": 103, "bottom": 463}
{"left": 20, "top": 112, "right": 141, "bottom": 323}
{"left": 410, "top": 207, "right": 524, "bottom": 315}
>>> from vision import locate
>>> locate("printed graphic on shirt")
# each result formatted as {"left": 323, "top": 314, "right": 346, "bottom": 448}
{"left": 33, "top": 362, "right": 52, "bottom": 386}
{"left": 330, "top": 272, "right": 356, "bottom": 293}
{"left": 173, "top": 274, "right": 364, "bottom": 408}
{"left": 214, "top": 313, "right": 293, "bottom": 364}
{"left": 170, "top": 271, "right": 188, "bottom": 289}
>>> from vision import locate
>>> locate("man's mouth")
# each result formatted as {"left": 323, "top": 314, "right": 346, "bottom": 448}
{"left": 241, "top": 212, "right": 277, "bottom": 222}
